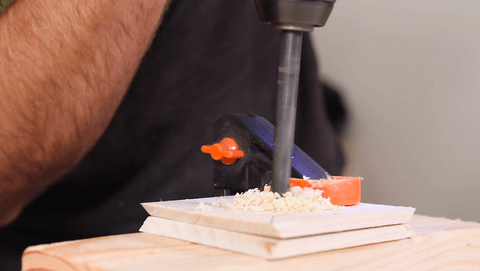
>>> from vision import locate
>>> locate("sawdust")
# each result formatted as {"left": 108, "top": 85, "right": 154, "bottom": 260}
{"left": 307, "top": 178, "right": 340, "bottom": 188}
{"left": 208, "top": 185, "right": 339, "bottom": 213}
{"left": 195, "top": 202, "right": 212, "bottom": 210}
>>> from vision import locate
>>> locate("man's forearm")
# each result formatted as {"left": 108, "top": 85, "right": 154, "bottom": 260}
{"left": 0, "top": 0, "right": 169, "bottom": 226}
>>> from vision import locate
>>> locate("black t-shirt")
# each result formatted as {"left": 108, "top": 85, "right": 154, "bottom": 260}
{"left": 0, "top": 1, "right": 346, "bottom": 269}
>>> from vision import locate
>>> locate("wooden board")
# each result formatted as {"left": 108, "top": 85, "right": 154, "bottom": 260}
{"left": 140, "top": 216, "right": 415, "bottom": 259}
{"left": 141, "top": 196, "right": 416, "bottom": 239}
{"left": 22, "top": 215, "right": 480, "bottom": 271}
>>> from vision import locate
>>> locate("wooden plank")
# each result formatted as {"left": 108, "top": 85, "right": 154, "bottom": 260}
{"left": 139, "top": 216, "right": 415, "bottom": 259}
{"left": 22, "top": 215, "right": 480, "bottom": 271}
{"left": 142, "top": 197, "right": 416, "bottom": 238}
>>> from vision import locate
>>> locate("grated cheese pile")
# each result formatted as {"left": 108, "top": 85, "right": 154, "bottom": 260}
{"left": 209, "top": 185, "right": 341, "bottom": 213}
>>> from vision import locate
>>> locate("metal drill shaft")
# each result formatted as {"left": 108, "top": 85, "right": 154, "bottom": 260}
{"left": 272, "top": 30, "right": 303, "bottom": 194}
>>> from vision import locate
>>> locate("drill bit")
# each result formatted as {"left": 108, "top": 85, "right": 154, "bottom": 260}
{"left": 271, "top": 30, "right": 303, "bottom": 194}
{"left": 254, "top": 0, "right": 338, "bottom": 194}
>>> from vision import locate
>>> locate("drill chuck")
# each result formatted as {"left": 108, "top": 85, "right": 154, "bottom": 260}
{"left": 255, "top": 0, "right": 337, "bottom": 31}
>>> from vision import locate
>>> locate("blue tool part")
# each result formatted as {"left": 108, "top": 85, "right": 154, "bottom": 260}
{"left": 236, "top": 114, "right": 331, "bottom": 180}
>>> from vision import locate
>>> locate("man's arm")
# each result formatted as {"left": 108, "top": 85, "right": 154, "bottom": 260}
{"left": 0, "top": 0, "right": 169, "bottom": 227}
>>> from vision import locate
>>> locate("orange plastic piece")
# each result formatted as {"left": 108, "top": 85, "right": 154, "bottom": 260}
{"left": 201, "top": 138, "right": 244, "bottom": 165}
{"left": 290, "top": 176, "right": 362, "bottom": 206}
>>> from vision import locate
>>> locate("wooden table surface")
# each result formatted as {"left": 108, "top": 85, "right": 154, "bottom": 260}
{"left": 22, "top": 215, "right": 480, "bottom": 271}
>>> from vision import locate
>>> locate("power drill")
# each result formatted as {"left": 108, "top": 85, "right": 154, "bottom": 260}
{"left": 202, "top": 1, "right": 337, "bottom": 195}
{"left": 255, "top": 0, "right": 337, "bottom": 193}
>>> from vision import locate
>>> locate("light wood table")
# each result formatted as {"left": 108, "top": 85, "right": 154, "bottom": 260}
{"left": 22, "top": 215, "right": 480, "bottom": 271}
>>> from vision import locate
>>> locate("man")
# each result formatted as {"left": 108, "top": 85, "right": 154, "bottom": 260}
{"left": 0, "top": 1, "right": 347, "bottom": 269}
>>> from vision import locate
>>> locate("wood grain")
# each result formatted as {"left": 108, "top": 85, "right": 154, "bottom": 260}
{"left": 140, "top": 216, "right": 415, "bottom": 259}
{"left": 22, "top": 215, "right": 480, "bottom": 271}
{"left": 141, "top": 197, "right": 416, "bottom": 238}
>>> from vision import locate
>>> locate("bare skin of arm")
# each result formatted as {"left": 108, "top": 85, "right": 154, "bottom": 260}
{"left": 0, "top": 0, "right": 169, "bottom": 227}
